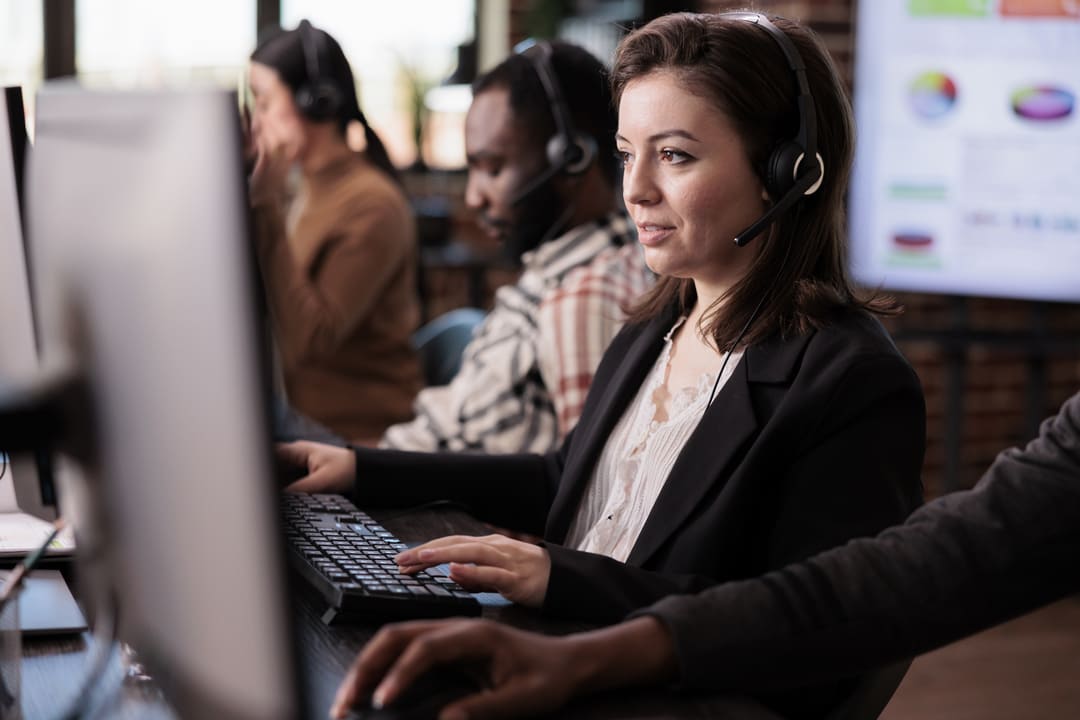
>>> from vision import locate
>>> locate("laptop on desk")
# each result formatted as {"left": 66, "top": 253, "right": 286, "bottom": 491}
{"left": 0, "top": 568, "right": 87, "bottom": 636}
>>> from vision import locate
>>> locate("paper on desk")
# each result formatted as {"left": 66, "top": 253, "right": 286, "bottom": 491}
{"left": 0, "top": 513, "right": 75, "bottom": 557}
{"left": 0, "top": 457, "right": 18, "bottom": 514}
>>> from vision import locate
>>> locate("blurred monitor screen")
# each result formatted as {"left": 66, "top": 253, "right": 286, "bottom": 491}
{"left": 0, "top": 87, "right": 35, "bottom": 387}
{"left": 848, "top": 1, "right": 1080, "bottom": 302}
{"left": 28, "top": 86, "right": 302, "bottom": 718}
{"left": 0, "top": 86, "right": 61, "bottom": 522}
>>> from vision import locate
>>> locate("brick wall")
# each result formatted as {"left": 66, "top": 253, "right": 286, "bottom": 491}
{"left": 880, "top": 296, "right": 1080, "bottom": 497}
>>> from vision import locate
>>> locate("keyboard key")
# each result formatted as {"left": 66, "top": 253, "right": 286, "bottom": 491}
{"left": 281, "top": 493, "right": 480, "bottom": 620}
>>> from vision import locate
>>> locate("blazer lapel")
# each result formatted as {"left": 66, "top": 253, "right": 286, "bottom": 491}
{"left": 626, "top": 328, "right": 815, "bottom": 567}
{"left": 545, "top": 305, "right": 679, "bottom": 541}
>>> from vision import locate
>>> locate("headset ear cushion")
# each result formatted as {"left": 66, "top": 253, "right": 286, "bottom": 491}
{"left": 765, "top": 141, "right": 805, "bottom": 199}
{"left": 295, "top": 81, "right": 343, "bottom": 122}
{"left": 566, "top": 135, "right": 597, "bottom": 175}
{"left": 546, "top": 134, "right": 597, "bottom": 177}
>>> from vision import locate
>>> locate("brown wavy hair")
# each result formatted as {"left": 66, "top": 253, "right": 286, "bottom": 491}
{"left": 613, "top": 12, "right": 896, "bottom": 351}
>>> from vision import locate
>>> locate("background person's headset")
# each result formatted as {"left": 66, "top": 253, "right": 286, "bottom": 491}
{"left": 509, "top": 40, "right": 598, "bottom": 206}
{"left": 294, "top": 19, "right": 345, "bottom": 123}
{"left": 726, "top": 12, "right": 825, "bottom": 247}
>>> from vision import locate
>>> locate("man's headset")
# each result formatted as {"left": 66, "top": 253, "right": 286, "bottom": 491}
{"left": 294, "top": 19, "right": 345, "bottom": 123}
{"left": 726, "top": 12, "right": 825, "bottom": 247}
{"left": 509, "top": 40, "right": 598, "bottom": 206}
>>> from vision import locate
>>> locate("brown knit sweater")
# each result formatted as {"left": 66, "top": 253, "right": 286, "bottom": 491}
{"left": 254, "top": 150, "right": 422, "bottom": 443}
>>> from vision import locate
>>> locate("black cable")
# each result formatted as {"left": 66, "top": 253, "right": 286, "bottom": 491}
{"left": 707, "top": 218, "right": 798, "bottom": 407}
{"left": 53, "top": 584, "right": 120, "bottom": 720}
{"left": 706, "top": 291, "right": 769, "bottom": 407}
{"left": 47, "top": 504, "right": 123, "bottom": 720}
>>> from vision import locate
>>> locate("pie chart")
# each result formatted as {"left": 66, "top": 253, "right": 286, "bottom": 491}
{"left": 909, "top": 72, "right": 958, "bottom": 119}
{"left": 1011, "top": 85, "right": 1074, "bottom": 121}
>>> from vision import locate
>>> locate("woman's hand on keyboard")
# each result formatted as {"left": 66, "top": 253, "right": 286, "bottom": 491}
{"left": 395, "top": 534, "right": 551, "bottom": 607}
{"left": 277, "top": 441, "right": 355, "bottom": 494}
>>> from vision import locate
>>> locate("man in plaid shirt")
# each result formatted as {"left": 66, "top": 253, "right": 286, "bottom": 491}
{"left": 381, "top": 43, "right": 653, "bottom": 453}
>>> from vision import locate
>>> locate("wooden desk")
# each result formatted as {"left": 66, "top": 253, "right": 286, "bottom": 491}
{"left": 20, "top": 507, "right": 780, "bottom": 719}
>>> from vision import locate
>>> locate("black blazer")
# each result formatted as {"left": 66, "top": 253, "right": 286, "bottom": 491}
{"left": 352, "top": 302, "right": 926, "bottom": 625}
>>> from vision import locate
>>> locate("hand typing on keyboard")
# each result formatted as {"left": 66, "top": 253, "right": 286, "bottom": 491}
{"left": 277, "top": 440, "right": 355, "bottom": 494}
{"left": 281, "top": 493, "right": 481, "bottom": 622}
{"left": 395, "top": 534, "right": 551, "bottom": 608}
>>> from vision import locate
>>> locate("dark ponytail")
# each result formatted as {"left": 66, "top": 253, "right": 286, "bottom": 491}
{"left": 352, "top": 109, "right": 401, "bottom": 187}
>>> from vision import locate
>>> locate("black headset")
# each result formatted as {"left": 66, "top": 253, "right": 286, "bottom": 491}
{"left": 509, "top": 40, "right": 598, "bottom": 205}
{"left": 294, "top": 19, "right": 345, "bottom": 123}
{"left": 725, "top": 12, "right": 825, "bottom": 247}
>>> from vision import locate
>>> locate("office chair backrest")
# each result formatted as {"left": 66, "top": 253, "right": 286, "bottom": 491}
{"left": 411, "top": 307, "right": 486, "bottom": 387}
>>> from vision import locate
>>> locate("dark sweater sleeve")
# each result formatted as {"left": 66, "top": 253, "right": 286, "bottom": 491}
{"left": 350, "top": 445, "right": 567, "bottom": 537}
{"left": 637, "top": 390, "right": 1080, "bottom": 693}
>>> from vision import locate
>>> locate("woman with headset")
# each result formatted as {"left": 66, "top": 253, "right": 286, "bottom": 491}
{"left": 289, "top": 12, "right": 926, "bottom": 716}
{"left": 248, "top": 21, "right": 422, "bottom": 445}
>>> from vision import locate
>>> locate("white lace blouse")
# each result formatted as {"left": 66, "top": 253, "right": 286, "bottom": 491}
{"left": 564, "top": 317, "right": 744, "bottom": 562}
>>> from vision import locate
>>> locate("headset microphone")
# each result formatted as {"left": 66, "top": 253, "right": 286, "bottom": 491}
{"left": 508, "top": 162, "right": 563, "bottom": 206}
{"left": 725, "top": 13, "right": 825, "bottom": 248}
{"left": 509, "top": 41, "right": 597, "bottom": 208}
{"left": 733, "top": 154, "right": 822, "bottom": 246}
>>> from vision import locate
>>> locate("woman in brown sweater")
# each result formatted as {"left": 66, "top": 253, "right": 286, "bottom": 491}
{"left": 248, "top": 20, "right": 422, "bottom": 444}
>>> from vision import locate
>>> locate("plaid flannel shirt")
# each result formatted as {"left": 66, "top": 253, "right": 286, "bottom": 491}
{"left": 380, "top": 212, "right": 653, "bottom": 454}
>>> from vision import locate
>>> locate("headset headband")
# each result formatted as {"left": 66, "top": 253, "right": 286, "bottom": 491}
{"left": 724, "top": 12, "right": 817, "bottom": 157}
{"left": 724, "top": 12, "right": 824, "bottom": 246}
{"left": 518, "top": 41, "right": 576, "bottom": 148}
{"left": 298, "top": 20, "right": 322, "bottom": 89}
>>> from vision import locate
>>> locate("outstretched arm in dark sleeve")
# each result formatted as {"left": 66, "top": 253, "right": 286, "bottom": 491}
{"left": 642, "top": 390, "right": 1080, "bottom": 692}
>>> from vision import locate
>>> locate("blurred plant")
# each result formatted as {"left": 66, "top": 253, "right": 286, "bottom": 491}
{"left": 399, "top": 59, "right": 434, "bottom": 170}
{"left": 528, "top": 0, "right": 574, "bottom": 39}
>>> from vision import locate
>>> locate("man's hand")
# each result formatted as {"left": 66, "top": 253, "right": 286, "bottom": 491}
{"left": 330, "top": 619, "right": 583, "bottom": 720}
{"left": 278, "top": 440, "right": 355, "bottom": 495}
{"left": 394, "top": 534, "right": 551, "bottom": 607}
{"left": 329, "top": 616, "right": 679, "bottom": 720}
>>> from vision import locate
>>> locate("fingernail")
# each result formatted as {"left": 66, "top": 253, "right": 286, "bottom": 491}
{"left": 329, "top": 688, "right": 350, "bottom": 718}
{"left": 372, "top": 682, "right": 393, "bottom": 710}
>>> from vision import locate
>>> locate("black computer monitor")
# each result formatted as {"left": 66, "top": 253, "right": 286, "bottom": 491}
{"left": 27, "top": 86, "right": 304, "bottom": 718}
{"left": 0, "top": 85, "right": 59, "bottom": 521}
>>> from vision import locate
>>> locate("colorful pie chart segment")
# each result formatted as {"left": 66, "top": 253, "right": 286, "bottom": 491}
{"left": 1011, "top": 85, "right": 1074, "bottom": 121}
{"left": 910, "top": 72, "right": 958, "bottom": 119}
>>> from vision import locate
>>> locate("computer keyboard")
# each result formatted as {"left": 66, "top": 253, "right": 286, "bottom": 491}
{"left": 281, "top": 493, "right": 481, "bottom": 623}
